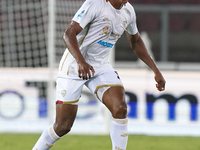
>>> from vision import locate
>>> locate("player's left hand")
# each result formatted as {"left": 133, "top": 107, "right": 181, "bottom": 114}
{"left": 154, "top": 71, "right": 166, "bottom": 91}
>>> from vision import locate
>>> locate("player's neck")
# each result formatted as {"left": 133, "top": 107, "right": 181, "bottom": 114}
{"left": 109, "top": 0, "right": 124, "bottom": 10}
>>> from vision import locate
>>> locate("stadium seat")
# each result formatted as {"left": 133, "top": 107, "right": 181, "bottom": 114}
{"left": 128, "top": 0, "right": 143, "bottom": 4}
{"left": 137, "top": 13, "right": 160, "bottom": 32}
{"left": 189, "top": 0, "right": 200, "bottom": 4}
{"left": 167, "top": 0, "right": 185, "bottom": 4}
{"left": 189, "top": 14, "right": 200, "bottom": 32}
{"left": 169, "top": 14, "right": 186, "bottom": 32}
{"left": 129, "top": 0, "right": 160, "bottom": 4}
{"left": 142, "top": 0, "right": 160, "bottom": 4}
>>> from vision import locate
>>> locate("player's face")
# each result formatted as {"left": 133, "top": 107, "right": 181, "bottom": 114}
{"left": 110, "top": 0, "right": 128, "bottom": 9}
{"left": 115, "top": 0, "right": 128, "bottom": 4}
{"left": 121, "top": 0, "right": 128, "bottom": 3}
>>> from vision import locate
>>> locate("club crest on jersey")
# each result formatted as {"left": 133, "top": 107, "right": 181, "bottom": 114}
{"left": 100, "top": 25, "right": 121, "bottom": 39}
{"left": 78, "top": 10, "right": 85, "bottom": 18}
{"left": 100, "top": 26, "right": 111, "bottom": 36}
{"left": 123, "top": 21, "right": 127, "bottom": 28}
{"left": 61, "top": 90, "right": 67, "bottom": 97}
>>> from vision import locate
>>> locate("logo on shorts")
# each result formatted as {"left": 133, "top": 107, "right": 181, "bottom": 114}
{"left": 61, "top": 90, "right": 67, "bottom": 97}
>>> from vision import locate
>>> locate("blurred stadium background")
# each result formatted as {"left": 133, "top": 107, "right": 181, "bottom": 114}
{"left": 1, "top": 0, "right": 200, "bottom": 143}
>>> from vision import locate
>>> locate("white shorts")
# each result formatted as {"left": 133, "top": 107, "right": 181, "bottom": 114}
{"left": 56, "top": 67, "right": 123, "bottom": 104}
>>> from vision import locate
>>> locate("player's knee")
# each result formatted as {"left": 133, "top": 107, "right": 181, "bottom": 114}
{"left": 112, "top": 101, "right": 127, "bottom": 118}
{"left": 54, "top": 122, "right": 72, "bottom": 136}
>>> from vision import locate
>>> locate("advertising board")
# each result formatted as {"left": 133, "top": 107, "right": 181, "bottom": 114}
{"left": 0, "top": 68, "right": 200, "bottom": 136}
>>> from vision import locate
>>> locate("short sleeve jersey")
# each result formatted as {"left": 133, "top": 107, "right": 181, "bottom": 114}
{"left": 59, "top": 0, "right": 138, "bottom": 77}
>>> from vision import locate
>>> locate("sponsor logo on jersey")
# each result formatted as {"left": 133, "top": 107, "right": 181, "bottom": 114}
{"left": 111, "top": 32, "right": 121, "bottom": 38}
{"left": 78, "top": 10, "right": 85, "bottom": 18}
{"left": 98, "top": 40, "right": 114, "bottom": 48}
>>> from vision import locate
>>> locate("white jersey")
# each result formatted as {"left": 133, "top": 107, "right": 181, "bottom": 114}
{"left": 58, "top": 0, "right": 138, "bottom": 78}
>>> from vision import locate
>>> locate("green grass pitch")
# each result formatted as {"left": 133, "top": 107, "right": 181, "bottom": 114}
{"left": 1, "top": 134, "right": 200, "bottom": 150}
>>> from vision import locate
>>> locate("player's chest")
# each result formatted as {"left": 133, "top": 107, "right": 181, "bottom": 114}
{"left": 93, "top": 9, "right": 129, "bottom": 40}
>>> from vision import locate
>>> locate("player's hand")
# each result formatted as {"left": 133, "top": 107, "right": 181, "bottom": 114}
{"left": 154, "top": 71, "right": 166, "bottom": 91}
{"left": 77, "top": 61, "right": 95, "bottom": 80}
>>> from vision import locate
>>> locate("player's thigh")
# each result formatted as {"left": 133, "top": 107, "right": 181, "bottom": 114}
{"left": 102, "top": 86, "right": 126, "bottom": 112}
{"left": 86, "top": 69, "right": 126, "bottom": 118}
{"left": 55, "top": 77, "right": 85, "bottom": 135}
{"left": 86, "top": 69, "right": 124, "bottom": 102}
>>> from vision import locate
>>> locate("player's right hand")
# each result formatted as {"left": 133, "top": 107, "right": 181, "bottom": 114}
{"left": 77, "top": 61, "right": 95, "bottom": 80}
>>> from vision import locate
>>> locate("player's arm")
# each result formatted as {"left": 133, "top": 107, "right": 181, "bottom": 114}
{"left": 126, "top": 32, "right": 166, "bottom": 91}
{"left": 63, "top": 21, "right": 95, "bottom": 80}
